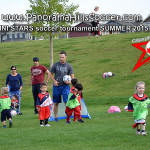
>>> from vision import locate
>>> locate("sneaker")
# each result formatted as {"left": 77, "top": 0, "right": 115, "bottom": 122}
{"left": 45, "top": 124, "right": 50, "bottom": 127}
{"left": 3, "top": 126, "right": 6, "bottom": 128}
{"left": 9, "top": 122, "right": 13, "bottom": 128}
{"left": 40, "top": 124, "right": 44, "bottom": 127}
{"left": 55, "top": 118, "right": 59, "bottom": 122}
{"left": 136, "top": 131, "right": 140, "bottom": 135}
{"left": 142, "top": 132, "right": 147, "bottom": 136}
{"left": 78, "top": 119, "right": 84, "bottom": 123}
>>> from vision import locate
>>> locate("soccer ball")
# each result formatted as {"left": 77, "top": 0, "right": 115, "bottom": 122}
{"left": 124, "top": 106, "right": 128, "bottom": 111}
{"left": 63, "top": 75, "right": 71, "bottom": 82}
{"left": 108, "top": 72, "right": 112, "bottom": 76}
{"left": 11, "top": 110, "right": 17, "bottom": 116}
{"left": 146, "top": 41, "right": 150, "bottom": 55}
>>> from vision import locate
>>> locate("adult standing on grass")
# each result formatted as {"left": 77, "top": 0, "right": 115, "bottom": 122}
{"left": 31, "top": 57, "right": 50, "bottom": 114}
{"left": 50, "top": 51, "right": 74, "bottom": 122}
{"left": 6, "top": 66, "right": 23, "bottom": 115}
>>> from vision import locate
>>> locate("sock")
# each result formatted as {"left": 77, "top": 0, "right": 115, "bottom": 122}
{"left": 9, "top": 120, "right": 12, "bottom": 123}
{"left": 137, "top": 129, "right": 140, "bottom": 132}
{"left": 45, "top": 119, "right": 48, "bottom": 124}
{"left": 40, "top": 120, "right": 44, "bottom": 125}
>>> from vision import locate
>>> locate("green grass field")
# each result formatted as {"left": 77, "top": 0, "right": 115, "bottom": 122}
{"left": 0, "top": 31, "right": 150, "bottom": 150}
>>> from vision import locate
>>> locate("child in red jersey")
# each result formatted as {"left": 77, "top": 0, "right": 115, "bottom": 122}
{"left": 11, "top": 95, "right": 19, "bottom": 110}
{"left": 36, "top": 83, "right": 53, "bottom": 127}
{"left": 71, "top": 79, "right": 83, "bottom": 122}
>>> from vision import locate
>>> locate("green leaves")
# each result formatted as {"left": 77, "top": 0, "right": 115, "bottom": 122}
{"left": 27, "top": 0, "right": 79, "bottom": 38}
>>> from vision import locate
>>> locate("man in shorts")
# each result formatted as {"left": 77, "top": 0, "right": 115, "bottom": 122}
{"left": 50, "top": 51, "right": 74, "bottom": 122}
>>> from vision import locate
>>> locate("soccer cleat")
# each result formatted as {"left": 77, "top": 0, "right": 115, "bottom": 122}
{"left": 45, "top": 124, "right": 50, "bottom": 127}
{"left": 136, "top": 131, "right": 140, "bottom": 135}
{"left": 40, "top": 124, "right": 44, "bottom": 127}
{"left": 9, "top": 122, "right": 13, "bottom": 128}
{"left": 78, "top": 119, "right": 84, "bottom": 123}
{"left": 142, "top": 132, "right": 147, "bottom": 136}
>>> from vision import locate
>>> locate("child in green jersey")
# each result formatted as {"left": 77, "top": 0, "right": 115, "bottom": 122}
{"left": 0, "top": 87, "right": 12, "bottom": 128}
{"left": 65, "top": 83, "right": 84, "bottom": 124}
{"left": 128, "top": 81, "right": 150, "bottom": 135}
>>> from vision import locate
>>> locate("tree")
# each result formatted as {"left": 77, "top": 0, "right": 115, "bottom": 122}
{"left": 27, "top": 0, "right": 79, "bottom": 69}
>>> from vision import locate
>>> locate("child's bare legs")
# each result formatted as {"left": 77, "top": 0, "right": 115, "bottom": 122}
{"left": 141, "top": 124, "right": 147, "bottom": 135}
{"left": 3, "top": 120, "right": 6, "bottom": 126}
{"left": 2, "top": 119, "right": 12, "bottom": 128}
{"left": 136, "top": 124, "right": 140, "bottom": 135}
{"left": 9, "top": 118, "right": 13, "bottom": 128}
{"left": 137, "top": 124, "right": 140, "bottom": 130}
{"left": 137, "top": 124, "right": 147, "bottom": 135}
{"left": 141, "top": 124, "right": 145, "bottom": 131}
{"left": 9, "top": 118, "right": 12, "bottom": 122}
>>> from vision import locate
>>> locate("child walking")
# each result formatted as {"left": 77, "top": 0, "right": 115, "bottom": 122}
{"left": 128, "top": 81, "right": 150, "bottom": 135}
{"left": 36, "top": 83, "right": 53, "bottom": 127}
{"left": 65, "top": 83, "right": 84, "bottom": 124}
{"left": 0, "top": 87, "right": 12, "bottom": 128}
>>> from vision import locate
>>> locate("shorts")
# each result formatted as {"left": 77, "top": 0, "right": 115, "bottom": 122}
{"left": 1, "top": 109, "right": 12, "bottom": 122}
{"left": 53, "top": 85, "right": 70, "bottom": 103}
{"left": 39, "top": 106, "right": 50, "bottom": 120}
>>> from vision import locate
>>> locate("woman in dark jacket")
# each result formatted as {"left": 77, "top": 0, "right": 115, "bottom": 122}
{"left": 6, "top": 66, "right": 23, "bottom": 115}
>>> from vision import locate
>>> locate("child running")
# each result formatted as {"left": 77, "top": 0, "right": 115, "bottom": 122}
{"left": 128, "top": 81, "right": 150, "bottom": 135}
{"left": 36, "top": 83, "right": 53, "bottom": 127}
{"left": 65, "top": 83, "right": 84, "bottom": 124}
{"left": 0, "top": 87, "right": 12, "bottom": 128}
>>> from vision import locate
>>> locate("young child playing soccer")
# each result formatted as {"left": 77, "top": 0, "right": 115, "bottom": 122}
{"left": 11, "top": 95, "right": 19, "bottom": 110}
{"left": 36, "top": 83, "right": 53, "bottom": 127}
{"left": 128, "top": 81, "right": 150, "bottom": 135}
{"left": 65, "top": 83, "right": 84, "bottom": 124}
{"left": 0, "top": 87, "right": 12, "bottom": 128}
{"left": 71, "top": 78, "right": 83, "bottom": 122}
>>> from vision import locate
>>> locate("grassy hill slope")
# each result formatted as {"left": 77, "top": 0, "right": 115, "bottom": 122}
{"left": 0, "top": 31, "right": 150, "bottom": 105}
